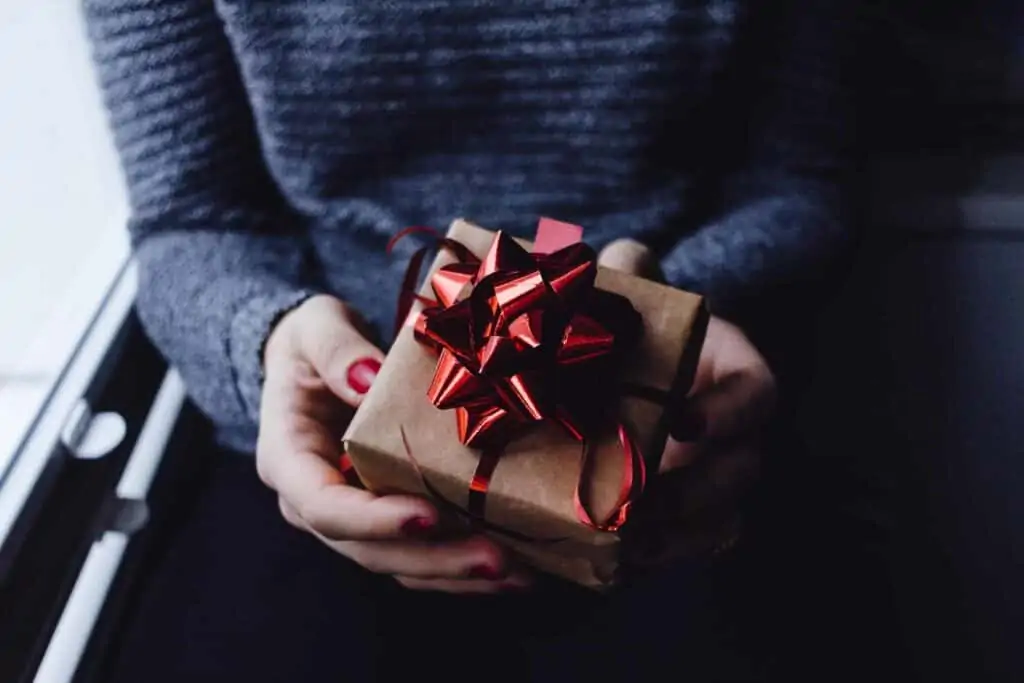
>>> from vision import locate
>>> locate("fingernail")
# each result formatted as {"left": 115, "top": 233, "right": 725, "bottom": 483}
{"left": 400, "top": 516, "right": 435, "bottom": 537}
{"left": 670, "top": 404, "right": 705, "bottom": 442}
{"left": 468, "top": 564, "right": 503, "bottom": 581}
{"left": 346, "top": 357, "right": 381, "bottom": 395}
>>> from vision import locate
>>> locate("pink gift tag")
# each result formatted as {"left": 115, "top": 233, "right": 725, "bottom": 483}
{"left": 533, "top": 217, "right": 584, "bottom": 255}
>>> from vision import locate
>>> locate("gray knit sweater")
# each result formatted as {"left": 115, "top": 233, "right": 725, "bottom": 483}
{"left": 84, "top": 0, "right": 856, "bottom": 452}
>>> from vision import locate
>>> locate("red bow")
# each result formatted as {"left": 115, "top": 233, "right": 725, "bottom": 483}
{"left": 394, "top": 225, "right": 647, "bottom": 531}
{"left": 413, "top": 230, "right": 642, "bottom": 449}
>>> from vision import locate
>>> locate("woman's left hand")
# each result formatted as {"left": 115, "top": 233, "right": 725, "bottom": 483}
{"left": 598, "top": 239, "right": 777, "bottom": 557}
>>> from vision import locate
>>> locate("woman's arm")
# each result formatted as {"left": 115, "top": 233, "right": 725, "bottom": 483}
{"left": 661, "top": 2, "right": 861, "bottom": 310}
{"left": 85, "top": 0, "right": 316, "bottom": 440}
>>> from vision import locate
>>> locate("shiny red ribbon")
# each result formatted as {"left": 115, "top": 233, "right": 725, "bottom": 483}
{"left": 393, "top": 222, "right": 648, "bottom": 531}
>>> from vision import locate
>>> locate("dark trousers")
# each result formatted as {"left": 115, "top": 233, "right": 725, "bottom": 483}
{"left": 102, "top": 437, "right": 901, "bottom": 683}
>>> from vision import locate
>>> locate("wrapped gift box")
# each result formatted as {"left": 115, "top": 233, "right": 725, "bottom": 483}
{"left": 343, "top": 219, "right": 708, "bottom": 588}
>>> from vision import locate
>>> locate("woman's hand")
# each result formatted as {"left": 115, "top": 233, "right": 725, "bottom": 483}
{"left": 257, "top": 294, "right": 528, "bottom": 592}
{"left": 598, "top": 239, "right": 776, "bottom": 557}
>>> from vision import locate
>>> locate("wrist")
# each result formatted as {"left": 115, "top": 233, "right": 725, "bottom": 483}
{"left": 263, "top": 293, "right": 326, "bottom": 367}
{"left": 263, "top": 293, "right": 357, "bottom": 368}
{"left": 229, "top": 286, "right": 320, "bottom": 421}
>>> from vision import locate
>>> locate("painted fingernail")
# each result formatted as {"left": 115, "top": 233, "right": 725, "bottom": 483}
{"left": 670, "top": 404, "right": 706, "bottom": 442}
{"left": 468, "top": 564, "right": 503, "bottom": 581}
{"left": 346, "top": 357, "right": 381, "bottom": 395}
{"left": 400, "top": 516, "right": 435, "bottom": 537}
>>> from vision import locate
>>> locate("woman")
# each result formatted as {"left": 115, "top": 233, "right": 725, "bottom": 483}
{"left": 85, "top": 0, "right": 856, "bottom": 680}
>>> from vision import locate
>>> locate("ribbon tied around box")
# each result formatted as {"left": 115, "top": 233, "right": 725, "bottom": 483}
{"left": 391, "top": 220, "right": 651, "bottom": 532}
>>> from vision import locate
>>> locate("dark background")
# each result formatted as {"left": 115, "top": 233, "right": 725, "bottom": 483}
{"left": 4, "top": 2, "right": 1022, "bottom": 681}
{"left": 798, "top": 2, "right": 1023, "bottom": 680}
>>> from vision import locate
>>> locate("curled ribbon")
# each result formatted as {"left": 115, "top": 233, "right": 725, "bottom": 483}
{"left": 392, "top": 224, "right": 649, "bottom": 532}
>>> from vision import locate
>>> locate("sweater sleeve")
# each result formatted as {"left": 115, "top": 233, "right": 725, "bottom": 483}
{"left": 84, "top": 0, "right": 317, "bottom": 433}
{"left": 661, "top": 2, "right": 860, "bottom": 312}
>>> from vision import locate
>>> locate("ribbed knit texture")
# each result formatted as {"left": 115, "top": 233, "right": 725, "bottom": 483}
{"left": 84, "top": 0, "right": 857, "bottom": 451}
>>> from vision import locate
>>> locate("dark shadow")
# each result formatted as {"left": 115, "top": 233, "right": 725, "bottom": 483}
{"left": 800, "top": 3, "right": 1024, "bottom": 680}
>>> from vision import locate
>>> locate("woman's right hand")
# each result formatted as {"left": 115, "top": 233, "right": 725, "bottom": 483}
{"left": 257, "top": 294, "right": 528, "bottom": 592}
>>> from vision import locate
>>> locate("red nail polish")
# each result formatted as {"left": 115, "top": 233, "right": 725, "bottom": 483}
{"left": 400, "top": 516, "right": 434, "bottom": 537}
{"left": 346, "top": 357, "right": 381, "bottom": 395}
{"left": 468, "top": 564, "right": 503, "bottom": 581}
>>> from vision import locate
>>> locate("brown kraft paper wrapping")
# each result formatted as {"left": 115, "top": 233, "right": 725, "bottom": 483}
{"left": 343, "top": 219, "right": 708, "bottom": 589}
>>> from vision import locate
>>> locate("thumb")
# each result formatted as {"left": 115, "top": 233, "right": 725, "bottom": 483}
{"left": 294, "top": 295, "right": 386, "bottom": 408}
{"left": 660, "top": 319, "right": 775, "bottom": 472}
{"left": 660, "top": 373, "right": 774, "bottom": 472}
{"left": 596, "top": 238, "right": 664, "bottom": 281}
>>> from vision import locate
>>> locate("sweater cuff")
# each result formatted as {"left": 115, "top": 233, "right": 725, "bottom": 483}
{"left": 229, "top": 286, "right": 317, "bottom": 422}
{"left": 660, "top": 237, "right": 718, "bottom": 296}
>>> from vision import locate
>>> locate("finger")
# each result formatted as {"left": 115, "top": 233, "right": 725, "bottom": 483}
{"left": 278, "top": 497, "right": 306, "bottom": 530}
{"left": 289, "top": 495, "right": 516, "bottom": 585}
{"left": 666, "top": 368, "right": 774, "bottom": 454}
{"left": 396, "top": 573, "right": 532, "bottom": 594}
{"left": 658, "top": 435, "right": 700, "bottom": 473}
{"left": 265, "top": 446, "right": 436, "bottom": 540}
{"left": 663, "top": 318, "right": 774, "bottom": 468}
{"left": 281, "top": 496, "right": 508, "bottom": 587}
{"left": 686, "top": 371, "right": 775, "bottom": 446}
{"left": 596, "top": 238, "right": 664, "bottom": 281}
{"left": 331, "top": 535, "right": 507, "bottom": 580}
{"left": 258, "top": 351, "right": 438, "bottom": 541}
{"left": 295, "top": 296, "right": 386, "bottom": 407}
{"left": 675, "top": 317, "right": 770, "bottom": 432}
{"left": 281, "top": 454, "right": 437, "bottom": 541}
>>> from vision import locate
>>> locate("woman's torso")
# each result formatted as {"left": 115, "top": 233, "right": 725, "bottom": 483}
{"left": 215, "top": 0, "right": 749, "bottom": 330}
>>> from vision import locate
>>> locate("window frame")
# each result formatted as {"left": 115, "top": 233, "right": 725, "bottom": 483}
{"left": 0, "top": 251, "right": 191, "bottom": 683}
